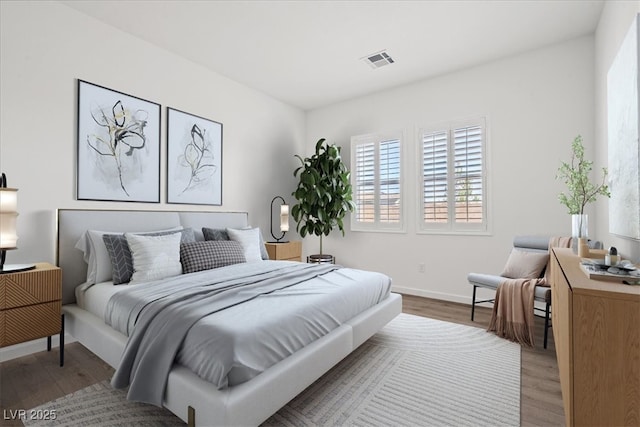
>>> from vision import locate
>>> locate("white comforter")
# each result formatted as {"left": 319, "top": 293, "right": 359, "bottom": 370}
{"left": 95, "top": 261, "right": 391, "bottom": 404}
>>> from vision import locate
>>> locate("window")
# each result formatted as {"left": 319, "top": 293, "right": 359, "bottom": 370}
{"left": 351, "top": 132, "right": 403, "bottom": 231}
{"left": 419, "top": 118, "right": 487, "bottom": 234}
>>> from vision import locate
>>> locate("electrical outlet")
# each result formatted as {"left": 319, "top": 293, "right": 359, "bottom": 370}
{"left": 418, "top": 263, "right": 426, "bottom": 273}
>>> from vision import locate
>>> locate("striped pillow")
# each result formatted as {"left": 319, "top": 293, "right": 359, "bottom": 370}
{"left": 180, "top": 240, "right": 246, "bottom": 274}
{"left": 125, "top": 233, "right": 182, "bottom": 283}
{"left": 103, "top": 228, "right": 195, "bottom": 285}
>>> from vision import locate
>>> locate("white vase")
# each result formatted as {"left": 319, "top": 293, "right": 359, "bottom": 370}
{"left": 572, "top": 214, "right": 588, "bottom": 239}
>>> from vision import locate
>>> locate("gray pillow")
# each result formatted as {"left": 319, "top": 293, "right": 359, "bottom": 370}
{"left": 103, "top": 228, "right": 196, "bottom": 285}
{"left": 180, "top": 240, "right": 246, "bottom": 274}
{"left": 202, "top": 227, "right": 269, "bottom": 260}
{"left": 500, "top": 249, "right": 549, "bottom": 279}
{"left": 202, "top": 227, "right": 229, "bottom": 241}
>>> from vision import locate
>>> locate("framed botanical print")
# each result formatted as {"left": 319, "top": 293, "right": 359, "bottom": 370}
{"left": 166, "top": 107, "right": 223, "bottom": 205}
{"left": 76, "top": 80, "right": 161, "bottom": 202}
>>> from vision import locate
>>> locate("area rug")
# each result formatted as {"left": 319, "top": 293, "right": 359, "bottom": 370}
{"left": 26, "top": 313, "right": 520, "bottom": 427}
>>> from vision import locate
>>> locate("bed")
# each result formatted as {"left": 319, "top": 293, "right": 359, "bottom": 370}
{"left": 57, "top": 209, "right": 402, "bottom": 426}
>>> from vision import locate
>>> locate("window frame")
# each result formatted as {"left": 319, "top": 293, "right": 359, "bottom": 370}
{"left": 350, "top": 130, "right": 405, "bottom": 233}
{"left": 417, "top": 117, "right": 490, "bottom": 235}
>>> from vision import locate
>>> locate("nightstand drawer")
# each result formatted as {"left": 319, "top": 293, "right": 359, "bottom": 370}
{"left": 0, "top": 263, "right": 62, "bottom": 348}
{"left": 265, "top": 241, "right": 302, "bottom": 261}
{"left": 0, "top": 263, "right": 61, "bottom": 309}
{"left": 0, "top": 301, "right": 61, "bottom": 346}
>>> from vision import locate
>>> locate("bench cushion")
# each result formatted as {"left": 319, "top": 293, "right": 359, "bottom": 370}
{"left": 468, "top": 273, "right": 551, "bottom": 303}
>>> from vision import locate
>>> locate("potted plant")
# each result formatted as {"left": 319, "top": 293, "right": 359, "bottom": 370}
{"left": 556, "top": 135, "right": 610, "bottom": 243}
{"left": 292, "top": 138, "right": 355, "bottom": 262}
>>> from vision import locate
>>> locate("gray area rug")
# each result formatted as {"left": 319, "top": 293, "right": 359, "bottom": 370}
{"left": 26, "top": 314, "right": 520, "bottom": 426}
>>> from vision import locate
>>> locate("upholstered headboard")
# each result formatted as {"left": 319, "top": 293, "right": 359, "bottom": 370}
{"left": 56, "top": 209, "right": 249, "bottom": 304}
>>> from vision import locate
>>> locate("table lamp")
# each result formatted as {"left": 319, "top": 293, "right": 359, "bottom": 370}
{"left": 270, "top": 196, "right": 289, "bottom": 243}
{"left": 0, "top": 173, "right": 35, "bottom": 273}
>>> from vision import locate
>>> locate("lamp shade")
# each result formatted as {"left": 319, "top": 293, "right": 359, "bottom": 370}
{"left": 0, "top": 188, "right": 17, "bottom": 212}
{"left": 280, "top": 204, "right": 290, "bottom": 232}
{"left": 0, "top": 174, "right": 33, "bottom": 273}
{"left": 0, "top": 188, "right": 18, "bottom": 249}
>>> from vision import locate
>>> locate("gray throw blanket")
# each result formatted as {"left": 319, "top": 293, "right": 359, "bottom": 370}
{"left": 109, "top": 262, "right": 339, "bottom": 406}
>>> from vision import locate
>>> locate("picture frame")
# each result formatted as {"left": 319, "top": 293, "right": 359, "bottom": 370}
{"left": 167, "top": 107, "right": 223, "bottom": 205}
{"left": 77, "top": 80, "right": 161, "bottom": 203}
{"left": 608, "top": 15, "right": 640, "bottom": 240}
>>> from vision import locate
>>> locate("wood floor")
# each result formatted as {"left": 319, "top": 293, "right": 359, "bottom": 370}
{"left": 0, "top": 294, "right": 564, "bottom": 426}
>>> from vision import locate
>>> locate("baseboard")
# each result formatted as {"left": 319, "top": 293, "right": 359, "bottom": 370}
{"left": 0, "top": 334, "right": 77, "bottom": 362}
{"left": 392, "top": 286, "right": 473, "bottom": 305}
{"left": 392, "top": 286, "right": 548, "bottom": 311}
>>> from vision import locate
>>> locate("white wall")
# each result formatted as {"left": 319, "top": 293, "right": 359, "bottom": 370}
{"left": 594, "top": 2, "right": 640, "bottom": 261}
{"left": 0, "top": 1, "right": 305, "bottom": 266}
{"left": 306, "top": 37, "right": 595, "bottom": 302}
{"left": 2, "top": 0, "right": 632, "bottom": 308}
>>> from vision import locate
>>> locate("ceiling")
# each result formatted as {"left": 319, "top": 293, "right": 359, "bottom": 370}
{"left": 62, "top": 0, "right": 605, "bottom": 111}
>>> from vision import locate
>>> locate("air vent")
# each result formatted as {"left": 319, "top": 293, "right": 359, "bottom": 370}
{"left": 362, "top": 50, "right": 395, "bottom": 69}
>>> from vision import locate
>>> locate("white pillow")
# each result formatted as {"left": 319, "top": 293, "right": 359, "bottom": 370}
{"left": 75, "top": 226, "right": 182, "bottom": 284}
{"left": 125, "top": 232, "right": 183, "bottom": 283}
{"left": 226, "top": 227, "right": 263, "bottom": 262}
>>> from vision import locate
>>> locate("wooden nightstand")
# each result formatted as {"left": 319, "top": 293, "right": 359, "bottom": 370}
{"left": 265, "top": 241, "right": 302, "bottom": 261}
{"left": 0, "top": 262, "right": 63, "bottom": 365}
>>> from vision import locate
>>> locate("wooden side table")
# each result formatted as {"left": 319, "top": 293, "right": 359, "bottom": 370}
{"left": 0, "top": 262, "right": 64, "bottom": 365}
{"left": 265, "top": 241, "right": 302, "bottom": 261}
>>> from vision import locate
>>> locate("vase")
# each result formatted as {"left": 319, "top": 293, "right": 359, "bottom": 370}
{"left": 572, "top": 214, "right": 588, "bottom": 239}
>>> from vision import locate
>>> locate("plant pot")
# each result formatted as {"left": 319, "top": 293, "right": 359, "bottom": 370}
{"left": 307, "top": 254, "right": 335, "bottom": 264}
{"left": 572, "top": 214, "right": 588, "bottom": 239}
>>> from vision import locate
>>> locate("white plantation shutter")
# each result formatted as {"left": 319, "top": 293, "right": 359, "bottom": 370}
{"left": 454, "top": 125, "right": 483, "bottom": 224}
{"left": 351, "top": 132, "right": 403, "bottom": 231}
{"left": 354, "top": 141, "right": 375, "bottom": 223}
{"left": 421, "top": 130, "right": 449, "bottom": 226}
{"left": 420, "top": 118, "right": 487, "bottom": 233}
{"left": 379, "top": 139, "right": 401, "bottom": 223}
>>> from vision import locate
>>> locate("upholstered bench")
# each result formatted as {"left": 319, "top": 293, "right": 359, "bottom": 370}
{"left": 468, "top": 236, "right": 602, "bottom": 348}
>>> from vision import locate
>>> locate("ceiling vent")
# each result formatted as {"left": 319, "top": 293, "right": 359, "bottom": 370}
{"left": 362, "top": 50, "right": 394, "bottom": 69}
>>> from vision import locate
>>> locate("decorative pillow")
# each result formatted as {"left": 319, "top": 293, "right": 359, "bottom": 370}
{"left": 500, "top": 249, "right": 549, "bottom": 279}
{"left": 203, "top": 227, "right": 270, "bottom": 260}
{"left": 202, "top": 227, "right": 229, "bottom": 241}
{"left": 125, "top": 232, "right": 183, "bottom": 283}
{"left": 75, "top": 226, "right": 182, "bottom": 284}
{"left": 180, "top": 241, "right": 246, "bottom": 274}
{"left": 226, "top": 227, "right": 263, "bottom": 262}
{"left": 103, "top": 228, "right": 196, "bottom": 285}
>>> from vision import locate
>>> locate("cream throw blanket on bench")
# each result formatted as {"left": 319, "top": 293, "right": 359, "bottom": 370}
{"left": 488, "top": 236, "right": 572, "bottom": 347}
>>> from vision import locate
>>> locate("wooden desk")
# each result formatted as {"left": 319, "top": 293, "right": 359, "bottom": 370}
{"left": 550, "top": 248, "right": 640, "bottom": 426}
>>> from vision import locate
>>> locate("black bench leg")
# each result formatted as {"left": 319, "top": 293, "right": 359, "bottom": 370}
{"left": 544, "top": 302, "right": 550, "bottom": 349}
{"left": 60, "top": 313, "right": 65, "bottom": 367}
{"left": 471, "top": 285, "right": 477, "bottom": 321}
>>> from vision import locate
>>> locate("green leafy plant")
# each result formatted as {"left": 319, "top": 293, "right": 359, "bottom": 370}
{"left": 556, "top": 135, "right": 610, "bottom": 215}
{"left": 292, "top": 138, "right": 356, "bottom": 255}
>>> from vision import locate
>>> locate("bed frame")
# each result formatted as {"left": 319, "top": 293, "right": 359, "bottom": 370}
{"left": 56, "top": 209, "right": 402, "bottom": 426}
